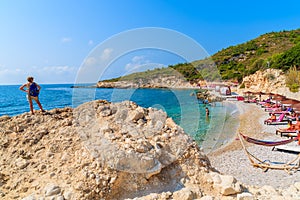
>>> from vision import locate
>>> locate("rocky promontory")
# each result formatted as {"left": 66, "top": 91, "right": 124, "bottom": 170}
{"left": 1, "top": 100, "right": 300, "bottom": 199}
{"left": 97, "top": 76, "right": 196, "bottom": 89}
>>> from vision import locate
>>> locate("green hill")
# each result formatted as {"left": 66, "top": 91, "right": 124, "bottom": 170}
{"left": 103, "top": 29, "right": 300, "bottom": 83}
{"left": 211, "top": 28, "right": 300, "bottom": 82}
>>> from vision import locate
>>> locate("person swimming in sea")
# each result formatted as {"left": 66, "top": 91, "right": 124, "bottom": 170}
{"left": 205, "top": 107, "right": 209, "bottom": 117}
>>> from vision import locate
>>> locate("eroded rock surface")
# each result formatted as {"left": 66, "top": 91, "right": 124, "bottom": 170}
{"left": 1, "top": 100, "right": 299, "bottom": 200}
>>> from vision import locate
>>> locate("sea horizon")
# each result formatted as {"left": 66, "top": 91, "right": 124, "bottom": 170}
{"left": 0, "top": 83, "right": 235, "bottom": 148}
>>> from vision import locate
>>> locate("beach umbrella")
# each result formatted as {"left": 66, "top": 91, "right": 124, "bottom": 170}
{"left": 273, "top": 95, "right": 286, "bottom": 101}
{"left": 280, "top": 99, "right": 300, "bottom": 107}
{"left": 243, "top": 91, "right": 252, "bottom": 100}
{"left": 244, "top": 90, "right": 252, "bottom": 93}
{"left": 293, "top": 103, "right": 300, "bottom": 107}
{"left": 253, "top": 91, "right": 265, "bottom": 95}
{"left": 265, "top": 92, "right": 275, "bottom": 96}
{"left": 262, "top": 92, "right": 275, "bottom": 101}
{"left": 273, "top": 93, "right": 285, "bottom": 97}
{"left": 243, "top": 91, "right": 252, "bottom": 95}
{"left": 292, "top": 103, "right": 300, "bottom": 111}
{"left": 293, "top": 106, "right": 300, "bottom": 111}
{"left": 253, "top": 91, "right": 266, "bottom": 101}
{"left": 281, "top": 99, "right": 300, "bottom": 104}
{"left": 273, "top": 95, "right": 286, "bottom": 105}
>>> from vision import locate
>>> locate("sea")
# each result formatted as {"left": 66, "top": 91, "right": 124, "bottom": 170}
{"left": 0, "top": 84, "right": 239, "bottom": 151}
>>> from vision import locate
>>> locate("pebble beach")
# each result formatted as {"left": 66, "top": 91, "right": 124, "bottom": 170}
{"left": 208, "top": 101, "right": 300, "bottom": 189}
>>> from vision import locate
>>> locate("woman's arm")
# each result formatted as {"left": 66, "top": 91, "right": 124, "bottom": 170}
{"left": 19, "top": 83, "right": 28, "bottom": 93}
{"left": 36, "top": 83, "right": 41, "bottom": 91}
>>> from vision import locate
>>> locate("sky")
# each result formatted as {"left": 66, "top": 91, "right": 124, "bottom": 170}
{"left": 1, "top": 0, "right": 300, "bottom": 85}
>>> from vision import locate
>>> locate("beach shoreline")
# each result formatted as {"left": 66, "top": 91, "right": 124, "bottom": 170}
{"left": 208, "top": 100, "right": 300, "bottom": 189}
{"left": 206, "top": 101, "right": 255, "bottom": 156}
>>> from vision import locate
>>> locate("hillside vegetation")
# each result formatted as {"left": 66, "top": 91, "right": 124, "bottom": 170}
{"left": 102, "top": 29, "right": 300, "bottom": 83}
{"left": 213, "top": 29, "right": 300, "bottom": 82}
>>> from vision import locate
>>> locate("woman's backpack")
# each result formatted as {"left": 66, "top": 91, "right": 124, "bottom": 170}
{"left": 29, "top": 82, "right": 39, "bottom": 97}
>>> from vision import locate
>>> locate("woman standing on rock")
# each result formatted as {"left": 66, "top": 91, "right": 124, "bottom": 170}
{"left": 20, "top": 76, "right": 45, "bottom": 115}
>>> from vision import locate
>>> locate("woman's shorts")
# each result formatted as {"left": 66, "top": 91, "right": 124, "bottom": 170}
{"left": 27, "top": 95, "right": 39, "bottom": 101}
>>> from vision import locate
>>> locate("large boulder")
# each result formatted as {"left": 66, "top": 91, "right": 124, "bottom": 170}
{"left": 209, "top": 172, "right": 242, "bottom": 196}
{"left": 73, "top": 100, "right": 192, "bottom": 176}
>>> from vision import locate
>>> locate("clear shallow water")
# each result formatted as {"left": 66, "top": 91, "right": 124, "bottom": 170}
{"left": 0, "top": 84, "right": 237, "bottom": 147}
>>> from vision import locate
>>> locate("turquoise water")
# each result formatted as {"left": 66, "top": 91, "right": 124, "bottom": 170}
{"left": 0, "top": 84, "right": 236, "bottom": 147}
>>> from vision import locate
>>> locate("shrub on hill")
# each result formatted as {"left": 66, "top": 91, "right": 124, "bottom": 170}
{"left": 270, "top": 43, "right": 300, "bottom": 71}
{"left": 286, "top": 66, "right": 300, "bottom": 93}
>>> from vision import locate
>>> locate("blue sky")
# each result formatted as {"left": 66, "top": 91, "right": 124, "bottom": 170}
{"left": 1, "top": 0, "right": 300, "bottom": 84}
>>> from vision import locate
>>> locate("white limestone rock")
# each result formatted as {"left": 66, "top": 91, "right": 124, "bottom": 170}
{"left": 237, "top": 192, "right": 254, "bottom": 200}
{"left": 44, "top": 184, "right": 61, "bottom": 196}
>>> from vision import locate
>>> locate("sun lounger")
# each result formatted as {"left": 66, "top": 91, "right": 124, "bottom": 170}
{"left": 280, "top": 132, "right": 298, "bottom": 139}
{"left": 265, "top": 107, "right": 281, "bottom": 112}
{"left": 264, "top": 113, "right": 288, "bottom": 125}
{"left": 257, "top": 101, "right": 268, "bottom": 107}
{"left": 276, "top": 128, "right": 297, "bottom": 136}
{"left": 286, "top": 115, "right": 297, "bottom": 121}
{"left": 274, "top": 142, "right": 300, "bottom": 153}
{"left": 269, "top": 111, "right": 290, "bottom": 116}
{"left": 250, "top": 99, "right": 257, "bottom": 103}
{"left": 239, "top": 132, "right": 300, "bottom": 172}
{"left": 257, "top": 101, "right": 266, "bottom": 105}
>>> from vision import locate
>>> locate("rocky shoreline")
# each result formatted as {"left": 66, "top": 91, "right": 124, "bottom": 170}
{"left": 1, "top": 100, "right": 300, "bottom": 199}
{"left": 96, "top": 76, "right": 197, "bottom": 89}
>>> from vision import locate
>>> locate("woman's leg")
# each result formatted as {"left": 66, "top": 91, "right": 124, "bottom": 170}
{"left": 28, "top": 99, "right": 34, "bottom": 114}
{"left": 35, "top": 99, "right": 45, "bottom": 112}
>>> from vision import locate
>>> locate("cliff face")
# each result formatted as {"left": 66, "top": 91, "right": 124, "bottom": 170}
{"left": 239, "top": 69, "right": 300, "bottom": 99}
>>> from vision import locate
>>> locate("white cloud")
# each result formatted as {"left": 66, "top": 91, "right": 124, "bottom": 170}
{"left": 0, "top": 65, "right": 78, "bottom": 84}
{"left": 84, "top": 57, "right": 97, "bottom": 66}
{"left": 132, "top": 56, "right": 145, "bottom": 63}
{"left": 41, "top": 66, "right": 76, "bottom": 74}
{"left": 100, "top": 48, "right": 113, "bottom": 61}
{"left": 0, "top": 66, "right": 24, "bottom": 75}
{"left": 38, "top": 65, "right": 77, "bottom": 83}
{"left": 0, "top": 66, "right": 29, "bottom": 84}
{"left": 125, "top": 56, "right": 150, "bottom": 71}
{"left": 61, "top": 37, "right": 72, "bottom": 43}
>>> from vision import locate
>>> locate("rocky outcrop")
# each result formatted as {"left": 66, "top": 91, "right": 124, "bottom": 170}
{"left": 0, "top": 101, "right": 213, "bottom": 199}
{"left": 242, "top": 69, "right": 285, "bottom": 92}
{"left": 1, "top": 100, "right": 300, "bottom": 199}
{"left": 97, "top": 76, "right": 196, "bottom": 89}
{"left": 239, "top": 68, "right": 300, "bottom": 99}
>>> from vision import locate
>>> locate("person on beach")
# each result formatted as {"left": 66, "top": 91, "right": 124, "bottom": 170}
{"left": 20, "top": 76, "right": 45, "bottom": 115}
{"left": 267, "top": 113, "right": 276, "bottom": 122}
{"left": 287, "top": 120, "right": 294, "bottom": 130}
{"left": 293, "top": 115, "right": 300, "bottom": 130}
